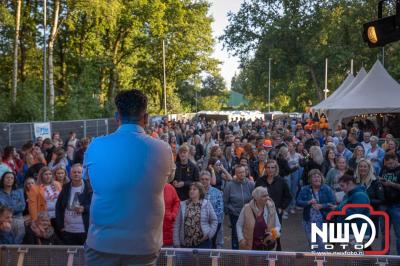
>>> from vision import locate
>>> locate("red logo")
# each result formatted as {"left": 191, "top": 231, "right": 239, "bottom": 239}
{"left": 326, "top": 204, "right": 390, "bottom": 255}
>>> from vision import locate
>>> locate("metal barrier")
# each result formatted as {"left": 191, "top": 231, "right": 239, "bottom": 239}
{"left": 0, "top": 113, "right": 197, "bottom": 150}
{"left": 0, "top": 119, "right": 119, "bottom": 150}
{"left": 0, "top": 246, "right": 399, "bottom": 266}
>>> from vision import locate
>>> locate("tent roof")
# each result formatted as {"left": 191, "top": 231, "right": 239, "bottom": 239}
{"left": 324, "top": 68, "right": 367, "bottom": 108}
{"left": 326, "top": 60, "right": 400, "bottom": 122}
{"left": 312, "top": 73, "right": 354, "bottom": 111}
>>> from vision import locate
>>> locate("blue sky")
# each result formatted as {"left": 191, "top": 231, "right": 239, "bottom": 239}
{"left": 209, "top": 0, "right": 244, "bottom": 89}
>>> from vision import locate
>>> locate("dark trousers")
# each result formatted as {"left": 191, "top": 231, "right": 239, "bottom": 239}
{"left": 85, "top": 244, "right": 158, "bottom": 266}
{"left": 62, "top": 231, "right": 87, "bottom": 245}
{"left": 228, "top": 213, "right": 239, "bottom": 250}
{"left": 212, "top": 223, "right": 222, "bottom": 249}
{"left": 187, "top": 239, "right": 212, "bottom": 249}
{"left": 276, "top": 211, "right": 282, "bottom": 251}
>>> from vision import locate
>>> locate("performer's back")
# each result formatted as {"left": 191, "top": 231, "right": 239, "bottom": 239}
{"left": 84, "top": 123, "right": 173, "bottom": 256}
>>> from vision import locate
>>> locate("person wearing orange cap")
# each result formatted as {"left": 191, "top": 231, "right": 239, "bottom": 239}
{"left": 263, "top": 139, "right": 272, "bottom": 149}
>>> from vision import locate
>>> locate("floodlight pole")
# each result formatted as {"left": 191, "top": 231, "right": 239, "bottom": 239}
{"left": 324, "top": 58, "right": 329, "bottom": 99}
{"left": 43, "top": 0, "right": 47, "bottom": 122}
{"left": 162, "top": 40, "right": 167, "bottom": 115}
{"left": 268, "top": 58, "right": 271, "bottom": 112}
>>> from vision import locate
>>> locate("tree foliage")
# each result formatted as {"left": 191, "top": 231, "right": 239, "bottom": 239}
{"left": 0, "top": 0, "right": 225, "bottom": 122}
{"left": 222, "top": 0, "right": 400, "bottom": 112}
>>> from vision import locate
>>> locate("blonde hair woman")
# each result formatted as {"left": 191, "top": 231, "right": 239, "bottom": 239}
{"left": 236, "top": 186, "right": 281, "bottom": 250}
{"left": 354, "top": 158, "right": 385, "bottom": 209}
{"left": 27, "top": 167, "right": 62, "bottom": 221}
{"left": 52, "top": 165, "right": 70, "bottom": 185}
{"left": 354, "top": 158, "right": 385, "bottom": 238}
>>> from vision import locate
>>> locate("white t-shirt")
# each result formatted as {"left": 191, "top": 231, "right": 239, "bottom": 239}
{"left": 288, "top": 152, "right": 302, "bottom": 169}
{"left": 44, "top": 185, "right": 60, "bottom": 218}
{"left": 64, "top": 185, "right": 85, "bottom": 233}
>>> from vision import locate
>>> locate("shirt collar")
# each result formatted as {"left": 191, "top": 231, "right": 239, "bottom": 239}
{"left": 117, "top": 124, "right": 145, "bottom": 134}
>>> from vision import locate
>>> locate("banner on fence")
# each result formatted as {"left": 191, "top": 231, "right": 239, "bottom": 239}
{"left": 34, "top": 123, "right": 51, "bottom": 139}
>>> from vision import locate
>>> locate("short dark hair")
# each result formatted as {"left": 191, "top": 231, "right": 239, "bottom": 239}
{"left": 2, "top": 146, "right": 15, "bottom": 160}
{"left": 338, "top": 174, "right": 355, "bottom": 184}
{"left": 115, "top": 89, "right": 147, "bottom": 121}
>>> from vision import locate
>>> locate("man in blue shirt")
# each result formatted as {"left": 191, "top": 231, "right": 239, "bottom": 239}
{"left": 84, "top": 89, "right": 175, "bottom": 266}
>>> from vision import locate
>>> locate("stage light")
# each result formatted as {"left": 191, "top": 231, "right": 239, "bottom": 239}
{"left": 362, "top": 0, "right": 400, "bottom": 48}
{"left": 367, "top": 26, "right": 378, "bottom": 44}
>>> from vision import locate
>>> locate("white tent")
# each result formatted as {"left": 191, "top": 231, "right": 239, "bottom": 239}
{"left": 324, "top": 68, "right": 366, "bottom": 109}
{"left": 312, "top": 73, "right": 354, "bottom": 112}
{"left": 326, "top": 60, "right": 400, "bottom": 123}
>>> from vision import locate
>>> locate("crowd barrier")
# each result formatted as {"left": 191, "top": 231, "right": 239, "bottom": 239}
{"left": 0, "top": 114, "right": 197, "bottom": 150}
{"left": 0, "top": 119, "right": 119, "bottom": 150}
{"left": 0, "top": 246, "right": 399, "bottom": 266}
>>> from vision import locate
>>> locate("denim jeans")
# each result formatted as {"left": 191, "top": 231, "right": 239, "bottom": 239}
{"left": 288, "top": 168, "right": 302, "bottom": 210}
{"left": 228, "top": 213, "right": 239, "bottom": 250}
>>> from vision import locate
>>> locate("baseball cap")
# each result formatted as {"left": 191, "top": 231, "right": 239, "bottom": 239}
{"left": 263, "top": 139, "right": 273, "bottom": 148}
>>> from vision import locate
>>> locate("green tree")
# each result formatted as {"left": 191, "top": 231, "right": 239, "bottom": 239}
{"left": 221, "top": 0, "right": 399, "bottom": 112}
{"left": 0, "top": 0, "right": 221, "bottom": 121}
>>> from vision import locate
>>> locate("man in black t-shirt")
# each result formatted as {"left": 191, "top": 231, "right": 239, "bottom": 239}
{"left": 380, "top": 152, "right": 400, "bottom": 255}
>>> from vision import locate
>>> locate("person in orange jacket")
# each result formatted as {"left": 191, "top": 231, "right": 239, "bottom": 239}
{"left": 27, "top": 167, "right": 62, "bottom": 224}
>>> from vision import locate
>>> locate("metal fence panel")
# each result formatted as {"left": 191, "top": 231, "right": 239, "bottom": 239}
{"left": 9, "top": 123, "right": 32, "bottom": 149}
{"left": 51, "top": 121, "right": 85, "bottom": 140}
{"left": 0, "top": 247, "right": 399, "bottom": 266}
{"left": 0, "top": 123, "right": 10, "bottom": 149}
{"left": 0, "top": 118, "right": 120, "bottom": 150}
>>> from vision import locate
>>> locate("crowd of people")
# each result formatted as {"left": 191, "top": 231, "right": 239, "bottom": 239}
{"left": 0, "top": 116, "right": 399, "bottom": 255}
{"left": 0, "top": 132, "right": 91, "bottom": 246}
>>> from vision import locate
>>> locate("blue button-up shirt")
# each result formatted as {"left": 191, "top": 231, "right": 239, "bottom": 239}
{"left": 205, "top": 186, "right": 224, "bottom": 224}
{"left": 84, "top": 124, "right": 174, "bottom": 255}
{"left": 0, "top": 189, "right": 25, "bottom": 216}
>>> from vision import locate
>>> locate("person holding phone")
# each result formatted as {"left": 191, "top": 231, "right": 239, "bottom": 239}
{"left": 207, "top": 157, "right": 232, "bottom": 191}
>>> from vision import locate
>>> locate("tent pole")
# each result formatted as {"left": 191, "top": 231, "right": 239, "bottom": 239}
{"left": 351, "top": 59, "right": 354, "bottom": 75}
{"left": 324, "top": 58, "right": 329, "bottom": 99}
